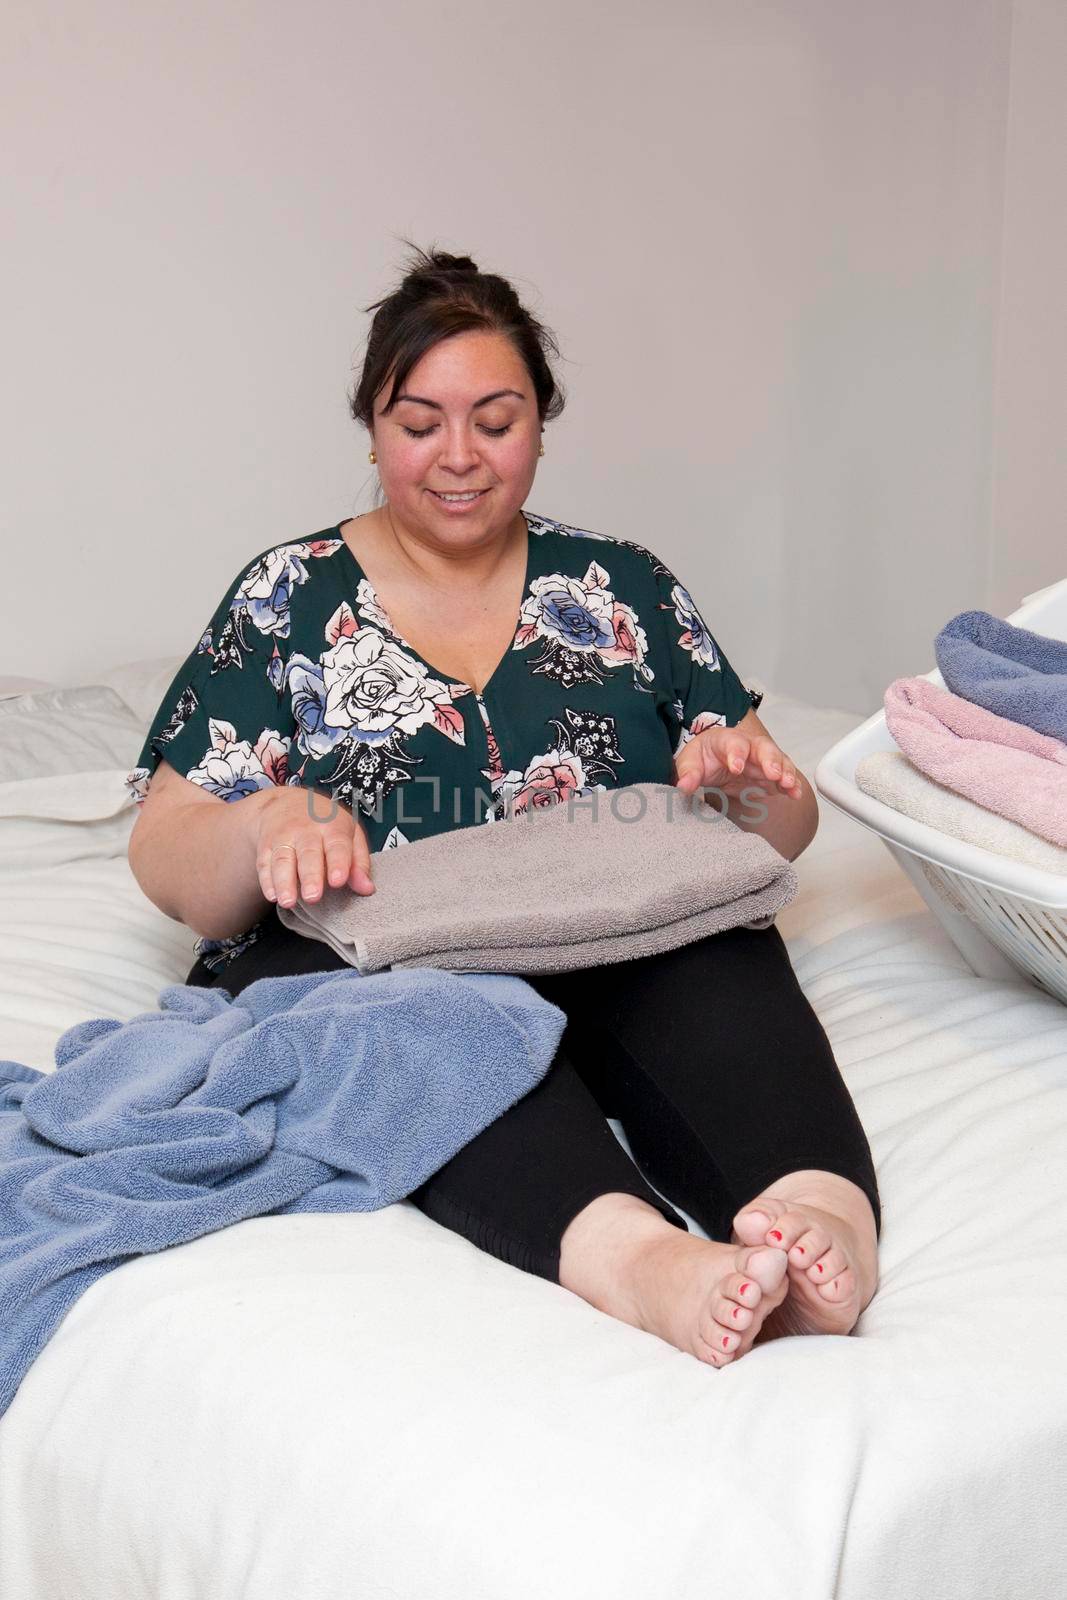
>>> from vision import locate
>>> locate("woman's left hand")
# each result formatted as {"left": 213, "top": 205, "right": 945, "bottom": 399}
{"left": 671, "top": 723, "right": 805, "bottom": 801}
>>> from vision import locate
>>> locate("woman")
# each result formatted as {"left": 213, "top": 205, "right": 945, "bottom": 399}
{"left": 127, "top": 245, "right": 880, "bottom": 1368}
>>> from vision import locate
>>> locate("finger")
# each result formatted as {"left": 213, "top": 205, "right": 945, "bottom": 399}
{"left": 291, "top": 838, "right": 328, "bottom": 905}
{"left": 256, "top": 853, "right": 279, "bottom": 903}
{"left": 672, "top": 746, "right": 705, "bottom": 792}
{"left": 756, "top": 743, "right": 804, "bottom": 798}
{"left": 255, "top": 841, "right": 299, "bottom": 904}
{"left": 678, "top": 756, "right": 722, "bottom": 794}
{"left": 262, "top": 842, "right": 303, "bottom": 908}
{"left": 311, "top": 806, "right": 373, "bottom": 896}
{"left": 770, "top": 757, "right": 803, "bottom": 797}
{"left": 348, "top": 860, "right": 374, "bottom": 894}
{"left": 725, "top": 738, "right": 750, "bottom": 776}
{"left": 323, "top": 833, "right": 354, "bottom": 889}
{"left": 345, "top": 820, "right": 375, "bottom": 895}
{"left": 774, "top": 770, "right": 804, "bottom": 800}
{"left": 255, "top": 838, "right": 277, "bottom": 902}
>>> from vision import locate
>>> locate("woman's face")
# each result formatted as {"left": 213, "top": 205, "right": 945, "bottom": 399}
{"left": 370, "top": 329, "right": 542, "bottom": 548}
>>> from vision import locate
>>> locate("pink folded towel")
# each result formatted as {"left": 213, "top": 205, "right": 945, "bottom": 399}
{"left": 884, "top": 677, "right": 1067, "bottom": 848}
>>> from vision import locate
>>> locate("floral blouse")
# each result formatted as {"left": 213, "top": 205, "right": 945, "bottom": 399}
{"left": 125, "top": 510, "right": 763, "bottom": 974}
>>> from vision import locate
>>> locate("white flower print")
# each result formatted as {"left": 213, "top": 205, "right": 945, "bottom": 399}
{"left": 186, "top": 718, "right": 291, "bottom": 800}
{"left": 321, "top": 627, "right": 467, "bottom": 747}
{"left": 230, "top": 538, "right": 346, "bottom": 641}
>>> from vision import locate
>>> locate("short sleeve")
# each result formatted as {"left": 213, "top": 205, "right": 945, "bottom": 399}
{"left": 646, "top": 550, "right": 763, "bottom": 741}
{"left": 124, "top": 555, "right": 295, "bottom": 810}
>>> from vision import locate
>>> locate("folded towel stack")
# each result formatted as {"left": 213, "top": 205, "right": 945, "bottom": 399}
{"left": 855, "top": 604, "right": 1067, "bottom": 857}
{"left": 278, "top": 781, "right": 799, "bottom": 975}
{"left": 877, "top": 674, "right": 1067, "bottom": 848}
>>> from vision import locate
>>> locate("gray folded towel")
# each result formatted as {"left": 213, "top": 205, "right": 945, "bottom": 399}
{"left": 277, "top": 781, "right": 799, "bottom": 975}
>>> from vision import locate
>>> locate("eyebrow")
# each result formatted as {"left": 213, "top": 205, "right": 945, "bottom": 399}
{"left": 394, "top": 388, "right": 526, "bottom": 410}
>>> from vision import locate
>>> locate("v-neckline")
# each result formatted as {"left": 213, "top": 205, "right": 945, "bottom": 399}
{"left": 333, "top": 513, "right": 535, "bottom": 700}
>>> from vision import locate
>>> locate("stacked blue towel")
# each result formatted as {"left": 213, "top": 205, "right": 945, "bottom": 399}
{"left": 935, "top": 609, "right": 1067, "bottom": 743}
{"left": 0, "top": 965, "right": 566, "bottom": 1420}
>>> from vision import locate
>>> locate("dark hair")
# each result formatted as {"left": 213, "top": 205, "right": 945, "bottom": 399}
{"left": 349, "top": 241, "right": 566, "bottom": 432}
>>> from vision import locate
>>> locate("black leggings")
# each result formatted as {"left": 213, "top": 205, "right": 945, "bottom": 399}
{"left": 185, "top": 912, "right": 881, "bottom": 1283}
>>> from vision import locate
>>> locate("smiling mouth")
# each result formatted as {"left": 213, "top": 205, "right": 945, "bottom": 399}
{"left": 429, "top": 488, "right": 490, "bottom": 502}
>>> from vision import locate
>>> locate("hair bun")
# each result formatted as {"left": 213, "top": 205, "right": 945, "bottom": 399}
{"left": 428, "top": 251, "right": 479, "bottom": 275}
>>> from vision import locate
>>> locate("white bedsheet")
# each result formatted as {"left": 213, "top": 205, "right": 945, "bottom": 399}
{"left": 0, "top": 679, "right": 1064, "bottom": 1600}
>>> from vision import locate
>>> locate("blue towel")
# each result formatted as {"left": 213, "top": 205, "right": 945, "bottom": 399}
{"left": 935, "top": 609, "right": 1067, "bottom": 743}
{"left": 0, "top": 965, "right": 566, "bottom": 1420}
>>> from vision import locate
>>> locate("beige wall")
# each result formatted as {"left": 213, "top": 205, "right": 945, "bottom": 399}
{"left": 2, "top": 0, "right": 1062, "bottom": 714}
{"left": 988, "top": 0, "right": 1067, "bottom": 618}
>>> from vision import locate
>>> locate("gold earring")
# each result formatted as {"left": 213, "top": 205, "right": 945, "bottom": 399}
{"left": 368, "top": 450, "right": 376, "bottom": 464}
{"left": 538, "top": 442, "right": 545, "bottom": 457}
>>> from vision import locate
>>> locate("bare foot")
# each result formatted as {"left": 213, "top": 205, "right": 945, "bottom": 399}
{"left": 731, "top": 1171, "right": 879, "bottom": 1340}
{"left": 629, "top": 1231, "right": 792, "bottom": 1367}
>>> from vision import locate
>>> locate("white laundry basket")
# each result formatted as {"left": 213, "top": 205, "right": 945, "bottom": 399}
{"left": 814, "top": 577, "right": 1067, "bottom": 1005}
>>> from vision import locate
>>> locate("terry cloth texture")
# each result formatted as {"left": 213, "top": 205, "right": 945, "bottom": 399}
{"left": 277, "top": 780, "right": 799, "bottom": 975}
{"left": 935, "top": 609, "right": 1067, "bottom": 744}
{"left": 883, "top": 678, "right": 1067, "bottom": 849}
{"left": 854, "top": 749, "right": 1067, "bottom": 875}
{"left": 0, "top": 966, "right": 566, "bottom": 1420}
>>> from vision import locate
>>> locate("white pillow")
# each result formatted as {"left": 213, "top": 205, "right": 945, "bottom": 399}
{"left": 94, "top": 655, "right": 186, "bottom": 734}
{"left": 0, "top": 768, "right": 196, "bottom": 1073}
{"left": 0, "top": 675, "right": 55, "bottom": 700}
{"left": 0, "top": 685, "right": 145, "bottom": 786}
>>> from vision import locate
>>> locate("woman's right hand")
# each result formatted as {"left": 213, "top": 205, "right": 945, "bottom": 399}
{"left": 248, "top": 785, "right": 376, "bottom": 908}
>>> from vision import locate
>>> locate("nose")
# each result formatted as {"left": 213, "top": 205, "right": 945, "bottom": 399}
{"left": 436, "top": 424, "right": 481, "bottom": 476}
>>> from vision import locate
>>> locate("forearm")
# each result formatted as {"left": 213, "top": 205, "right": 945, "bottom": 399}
{"left": 128, "top": 791, "right": 272, "bottom": 941}
{"left": 717, "top": 775, "right": 819, "bottom": 862}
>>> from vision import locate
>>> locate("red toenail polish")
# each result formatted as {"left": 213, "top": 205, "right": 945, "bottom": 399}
{"left": 769, "top": 1230, "right": 783, "bottom": 1241}
{"left": 722, "top": 1336, "right": 730, "bottom": 1348}
{"left": 733, "top": 1307, "right": 741, "bottom": 1318}
{"left": 740, "top": 1282, "right": 751, "bottom": 1295}
{"left": 816, "top": 1263, "right": 824, "bottom": 1273}
{"left": 796, "top": 1246, "right": 805, "bottom": 1255}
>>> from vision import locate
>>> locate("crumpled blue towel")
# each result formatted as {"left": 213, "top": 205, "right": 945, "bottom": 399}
{"left": 935, "top": 609, "right": 1067, "bottom": 743}
{"left": 0, "top": 965, "right": 566, "bottom": 1421}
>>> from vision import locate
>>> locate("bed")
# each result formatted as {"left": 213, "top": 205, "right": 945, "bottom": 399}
{"left": 0, "top": 662, "right": 1064, "bottom": 1600}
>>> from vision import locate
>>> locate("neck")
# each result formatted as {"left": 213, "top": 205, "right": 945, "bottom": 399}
{"left": 381, "top": 505, "right": 525, "bottom": 592}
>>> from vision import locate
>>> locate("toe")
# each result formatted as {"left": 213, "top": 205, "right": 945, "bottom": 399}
{"left": 739, "top": 1245, "right": 789, "bottom": 1294}
{"left": 698, "top": 1341, "right": 733, "bottom": 1368}
{"left": 698, "top": 1316, "right": 742, "bottom": 1362}
{"left": 807, "top": 1244, "right": 848, "bottom": 1286}
{"left": 731, "top": 1203, "right": 779, "bottom": 1246}
{"left": 723, "top": 1273, "right": 758, "bottom": 1323}
{"left": 787, "top": 1225, "right": 831, "bottom": 1268}
{"left": 712, "top": 1283, "right": 755, "bottom": 1331}
{"left": 764, "top": 1208, "right": 823, "bottom": 1253}
{"left": 733, "top": 1274, "right": 762, "bottom": 1309}
{"left": 817, "top": 1265, "right": 857, "bottom": 1305}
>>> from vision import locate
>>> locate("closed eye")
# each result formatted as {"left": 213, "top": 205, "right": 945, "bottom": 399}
{"left": 401, "top": 424, "right": 512, "bottom": 439}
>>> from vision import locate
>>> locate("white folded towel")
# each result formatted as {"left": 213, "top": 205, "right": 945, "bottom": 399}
{"left": 854, "top": 750, "right": 1067, "bottom": 876}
